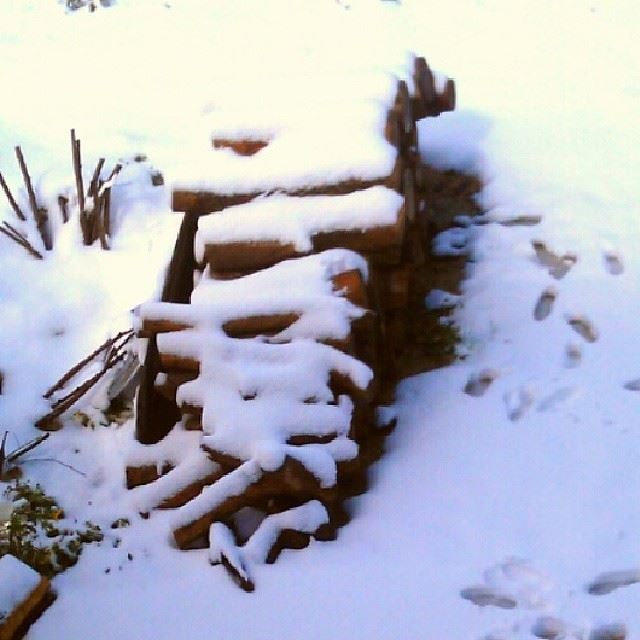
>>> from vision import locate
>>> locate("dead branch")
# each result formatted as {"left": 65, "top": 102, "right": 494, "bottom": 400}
{"left": 36, "top": 352, "right": 127, "bottom": 430}
{"left": 15, "top": 146, "right": 52, "bottom": 250}
{"left": 71, "top": 129, "right": 85, "bottom": 213}
{"left": 0, "top": 222, "right": 44, "bottom": 260}
{"left": 6, "top": 433, "right": 50, "bottom": 464}
{"left": 44, "top": 329, "right": 133, "bottom": 399}
{"left": 0, "top": 170, "right": 26, "bottom": 221}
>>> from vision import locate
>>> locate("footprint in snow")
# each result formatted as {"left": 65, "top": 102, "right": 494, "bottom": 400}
{"left": 566, "top": 315, "right": 598, "bottom": 343}
{"left": 623, "top": 379, "right": 640, "bottom": 392}
{"left": 565, "top": 343, "right": 582, "bottom": 368}
{"left": 504, "top": 386, "right": 535, "bottom": 421}
{"left": 603, "top": 251, "right": 624, "bottom": 276}
{"left": 483, "top": 557, "right": 553, "bottom": 609}
{"left": 531, "top": 616, "right": 568, "bottom": 639}
{"left": 460, "top": 585, "right": 517, "bottom": 609}
{"left": 533, "top": 287, "right": 557, "bottom": 321}
{"left": 464, "top": 369, "right": 499, "bottom": 397}
{"left": 587, "top": 569, "right": 640, "bottom": 595}
{"left": 532, "top": 240, "right": 577, "bottom": 280}
{"left": 589, "top": 623, "right": 627, "bottom": 640}
{"left": 537, "top": 386, "right": 579, "bottom": 413}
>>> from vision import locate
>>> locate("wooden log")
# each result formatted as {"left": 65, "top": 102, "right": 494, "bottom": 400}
{"left": 172, "top": 166, "right": 401, "bottom": 215}
{"left": 139, "top": 313, "right": 300, "bottom": 339}
{"left": 125, "top": 462, "right": 173, "bottom": 489}
{"left": 0, "top": 557, "right": 53, "bottom": 640}
{"left": 331, "top": 269, "right": 369, "bottom": 309}
{"left": 213, "top": 138, "right": 270, "bottom": 156}
{"left": 202, "top": 240, "right": 299, "bottom": 273}
{"left": 172, "top": 457, "right": 338, "bottom": 549}
{"left": 311, "top": 204, "right": 407, "bottom": 255}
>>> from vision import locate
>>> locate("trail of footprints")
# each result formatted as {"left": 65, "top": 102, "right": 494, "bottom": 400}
{"left": 463, "top": 241, "right": 637, "bottom": 412}
{"left": 461, "top": 559, "right": 638, "bottom": 640}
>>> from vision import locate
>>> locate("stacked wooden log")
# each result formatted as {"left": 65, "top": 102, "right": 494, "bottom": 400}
{"left": 0, "top": 555, "right": 54, "bottom": 640}
{"left": 130, "top": 56, "right": 454, "bottom": 590}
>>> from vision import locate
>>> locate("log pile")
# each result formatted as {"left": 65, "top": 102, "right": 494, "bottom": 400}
{"left": 130, "top": 56, "right": 455, "bottom": 590}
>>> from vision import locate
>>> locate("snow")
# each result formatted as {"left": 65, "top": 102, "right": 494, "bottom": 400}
{"left": 0, "top": 1, "right": 639, "bottom": 640}
{"left": 0, "top": 554, "right": 41, "bottom": 621}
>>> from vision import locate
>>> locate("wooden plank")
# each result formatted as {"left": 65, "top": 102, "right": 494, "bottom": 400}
{"left": 213, "top": 138, "right": 269, "bottom": 156}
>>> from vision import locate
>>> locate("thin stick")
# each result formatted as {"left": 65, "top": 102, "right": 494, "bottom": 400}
{"left": 103, "top": 186, "right": 111, "bottom": 237}
{"left": 43, "top": 329, "right": 133, "bottom": 399}
{"left": 15, "top": 146, "right": 52, "bottom": 250}
{"left": 0, "top": 171, "right": 26, "bottom": 221}
{"left": 15, "top": 146, "right": 38, "bottom": 217}
{"left": 6, "top": 433, "right": 50, "bottom": 463}
{"left": 18, "top": 458, "right": 87, "bottom": 476}
{"left": 71, "top": 130, "right": 85, "bottom": 213}
{"left": 0, "top": 222, "right": 44, "bottom": 260}
{"left": 89, "top": 158, "right": 105, "bottom": 198}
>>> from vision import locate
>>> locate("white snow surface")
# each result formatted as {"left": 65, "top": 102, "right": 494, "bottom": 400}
{"left": 0, "top": 1, "right": 639, "bottom": 639}
{"left": 0, "top": 554, "right": 41, "bottom": 621}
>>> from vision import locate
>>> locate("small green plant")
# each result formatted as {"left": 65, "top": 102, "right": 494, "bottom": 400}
{"left": 0, "top": 481, "right": 102, "bottom": 577}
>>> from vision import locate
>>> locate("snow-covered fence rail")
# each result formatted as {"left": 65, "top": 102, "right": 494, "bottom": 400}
{"left": 129, "top": 55, "right": 455, "bottom": 589}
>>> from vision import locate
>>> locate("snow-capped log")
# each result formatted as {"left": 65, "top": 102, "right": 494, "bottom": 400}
{"left": 194, "top": 187, "right": 406, "bottom": 273}
{"left": 0, "top": 555, "right": 54, "bottom": 640}
{"left": 172, "top": 457, "right": 345, "bottom": 549}
{"left": 171, "top": 155, "right": 404, "bottom": 216}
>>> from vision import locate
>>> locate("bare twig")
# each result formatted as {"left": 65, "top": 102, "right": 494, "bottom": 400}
{"left": 0, "top": 170, "right": 26, "bottom": 221}
{"left": 0, "top": 222, "right": 44, "bottom": 260}
{"left": 19, "top": 457, "right": 86, "bottom": 477}
{"left": 89, "top": 158, "right": 105, "bottom": 199}
{"left": 44, "top": 329, "right": 133, "bottom": 399}
{"left": 37, "top": 351, "right": 127, "bottom": 429}
{"left": 6, "top": 433, "right": 50, "bottom": 464}
{"left": 58, "top": 195, "right": 70, "bottom": 223}
{"left": 15, "top": 146, "right": 38, "bottom": 217}
{"left": 15, "top": 146, "right": 52, "bottom": 250}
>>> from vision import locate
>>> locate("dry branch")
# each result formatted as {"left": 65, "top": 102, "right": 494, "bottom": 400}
{"left": 43, "top": 329, "right": 133, "bottom": 399}
{"left": 0, "top": 222, "right": 44, "bottom": 260}
{"left": 0, "top": 170, "right": 26, "bottom": 221}
{"left": 15, "top": 146, "right": 52, "bottom": 250}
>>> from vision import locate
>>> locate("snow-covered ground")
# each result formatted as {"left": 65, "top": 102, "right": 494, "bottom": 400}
{"left": 1, "top": 1, "right": 639, "bottom": 638}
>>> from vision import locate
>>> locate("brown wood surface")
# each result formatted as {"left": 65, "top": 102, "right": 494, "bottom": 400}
{"left": 213, "top": 138, "right": 269, "bottom": 156}
{"left": 0, "top": 576, "right": 52, "bottom": 640}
